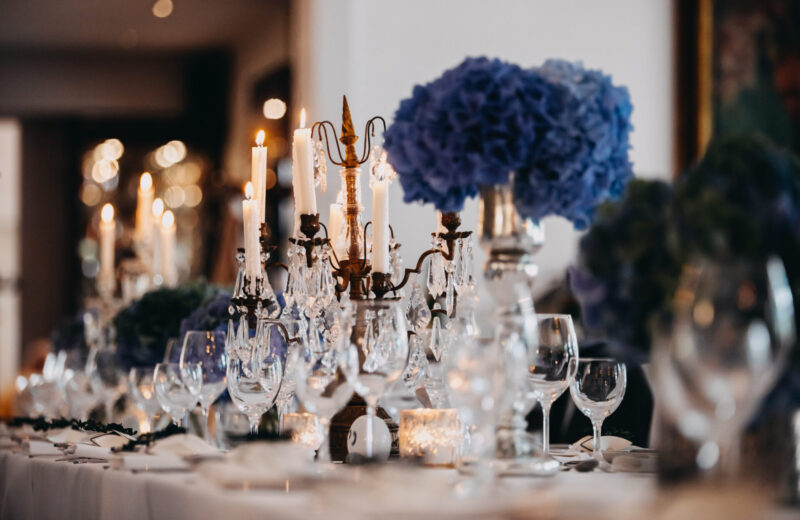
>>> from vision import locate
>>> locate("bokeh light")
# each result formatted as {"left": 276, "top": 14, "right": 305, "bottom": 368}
{"left": 263, "top": 98, "right": 287, "bottom": 119}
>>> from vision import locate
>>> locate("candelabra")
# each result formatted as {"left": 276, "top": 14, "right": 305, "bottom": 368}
{"left": 295, "top": 96, "right": 473, "bottom": 460}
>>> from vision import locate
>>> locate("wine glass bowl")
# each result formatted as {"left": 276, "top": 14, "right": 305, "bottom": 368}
{"left": 153, "top": 362, "right": 196, "bottom": 425}
{"left": 129, "top": 367, "right": 162, "bottom": 428}
{"left": 180, "top": 330, "right": 228, "bottom": 437}
{"left": 227, "top": 356, "right": 281, "bottom": 434}
{"left": 652, "top": 257, "right": 795, "bottom": 473}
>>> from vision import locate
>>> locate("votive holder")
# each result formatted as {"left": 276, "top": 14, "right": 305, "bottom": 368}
{"left": 284, "top": 412, "right": 323, "bottom": 451}
{"left": 399, "top": 408, "right": 462, "bottom": 467}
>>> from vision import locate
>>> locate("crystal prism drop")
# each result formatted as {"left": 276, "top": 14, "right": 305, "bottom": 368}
{"left": 427, "top": 315, "right": 446, "bottom": 362}
{"left": 445, "top": 262, "right": 455, "bottom": 316}
{"left": 406, "top": 282, "right": 431, "bottom": 332}
{"left": 226, "top": 318, "right": 236, "bottom": 358}
{"left": 427, "top": 250, "right": 446, "bottom": 297}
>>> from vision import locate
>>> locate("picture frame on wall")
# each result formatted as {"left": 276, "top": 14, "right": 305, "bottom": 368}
{"left": 675, "top": 0, "right": 800, "bottom": 172}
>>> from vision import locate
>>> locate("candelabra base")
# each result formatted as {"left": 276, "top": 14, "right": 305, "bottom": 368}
{"left": 329, "top": 394, "right": 399, "bottom": 462}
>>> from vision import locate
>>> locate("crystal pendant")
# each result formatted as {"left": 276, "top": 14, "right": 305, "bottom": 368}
{"left": 226, "top": 318, "right": 236, "bottom": 359}
{"left": 427, "top": 240, "right": 446, "bottom": 298}
{"left": 445, "top": 261, "right": 455, "bottom": 316}
{"left": 402, "top": 333, "right": 428, "bottom": 390}
{"left": 406, "top": 281, "right": 431, "bottom": 332}
{"left": 427, "top": 315, "right": 446, "bottom": 362}
{"left": 314, "top": 139, "right": 327, "bottom": 193}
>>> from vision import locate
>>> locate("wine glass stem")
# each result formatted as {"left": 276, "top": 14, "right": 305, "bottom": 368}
{"left": 366, "top": 405, "right": 376, "bottom": 459}
{"left": 592, "top": 419, "right": 604, "bottom": 461}
{"left": 201, "top": 408, "right": 210, "bottom": 443}
{"left": 317, "top": 417, "right": 331, "bottom": 463}
{"left": 248, "top": 416, "right": 259, "bottom": 435}
{"left": 278, "top": 403, "right": 287, "bottom": 434}
{"left": 541, "top": 401, "right": 551, "bottom": 457}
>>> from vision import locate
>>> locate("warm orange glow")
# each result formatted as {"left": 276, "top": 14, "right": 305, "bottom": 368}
{"left": 140, "top": 172, "right": 153, "bottom": 190}
{"left": 245, "top": 181, "right": 254, "bottom": 200}
{"left": 152, "top": 198, "right": 165, "bottom": 218}
{"left": 299, "top": 108, "right": 307, "bottom": 129}
{"left": 256, "top": 130, "right": 266, "bottom": 147}
{"left": 101, "top": 203, "right": 114, "bottom": 223}
{"left": 162, "top": 210, "right": 175, "bottom": 228}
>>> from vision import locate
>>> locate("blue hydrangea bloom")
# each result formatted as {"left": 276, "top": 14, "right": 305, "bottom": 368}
{"left": 513, "top": 60, "right": 634, "bottom": 229}
{"left": 385, "top": 57, "right": 552, "bottom": 212}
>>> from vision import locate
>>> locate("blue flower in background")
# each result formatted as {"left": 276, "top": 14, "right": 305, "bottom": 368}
{"left": 179, "top": 289, "right": 232, "bottom": 340}
{"left": 514, "top": 60, "right": 634, "bottom": 229}
{"left": 385, "top": 57, "right": 550, "bottom": 212}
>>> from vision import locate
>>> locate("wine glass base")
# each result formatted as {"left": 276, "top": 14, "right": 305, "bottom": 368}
{"left": 457, "top": 457, "right": 560, "bottom": 478}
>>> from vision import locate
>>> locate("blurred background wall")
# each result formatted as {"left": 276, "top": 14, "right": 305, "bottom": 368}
{"left": 0, "top": 0, "right": 675, "bottom": 391}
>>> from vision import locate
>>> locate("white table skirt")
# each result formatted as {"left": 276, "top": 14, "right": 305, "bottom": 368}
{"left": 3, "top": 449, "right": 793, "bottom": 520}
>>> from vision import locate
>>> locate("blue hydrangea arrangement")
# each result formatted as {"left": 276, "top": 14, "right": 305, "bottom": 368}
{"left": 513, "top": 60, "right": 634, "bottom": 229}
{"left": 384, "top": 57, "right": 634, "bottom": 228}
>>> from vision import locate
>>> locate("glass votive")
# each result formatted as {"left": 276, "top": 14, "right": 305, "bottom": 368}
{"left": 399, "top": 408, "right": 462, "bottom": 466}
{"left": 284, "top": 412, "right": 323, "bottom": 450}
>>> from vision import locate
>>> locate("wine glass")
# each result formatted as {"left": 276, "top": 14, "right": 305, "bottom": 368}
{"left": 569, "top": 358, "right": 627, "bottom": 462}
{"left": 226, "top": 354, "right": 281, "bottom": 434}
{"left": 180, "top": 330, "right": 228, "bottom": 441}
{"left": 293, "top": 306, "right": 357, "bottom": 462}
{"left": 652, "top": 256, "right": 795, "bottom": 475}
{"left": 163, "top": 337, "right": 181, "bottom": 363}
{"left": 352, "top": 299, "right": 409, "bottom": 459}
{"left": 86, "top": 347, "right": 125, "bottom": 422}
{"left": 259, "top": 318, "right": 306, "bottom": 434}
{"left": 60, "top": 348, "right": 96, "bottom": 421}
{"left": 153, "top": 362, "right": 196, "bottom": 426}
{"left": 528, "top": 314, "right": 579, "bottom": 459}
{"left": 129, "top": 367, "right": 162, "bottom": 432}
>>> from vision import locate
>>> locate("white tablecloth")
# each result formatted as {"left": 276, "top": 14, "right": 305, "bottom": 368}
{"left": 0, "top": 448, "right": 793, "bottom": 520}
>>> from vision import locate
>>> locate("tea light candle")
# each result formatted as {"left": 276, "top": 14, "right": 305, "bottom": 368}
{"left": 283, "top": 412, "right": 322, "bottom": 450}
{"left": 399, "top": 408, "right": 462, "bottom": 466}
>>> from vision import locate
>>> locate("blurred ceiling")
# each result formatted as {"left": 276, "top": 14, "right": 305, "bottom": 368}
{"left": 0, "top": 0, "right": 283, "bottom": 51}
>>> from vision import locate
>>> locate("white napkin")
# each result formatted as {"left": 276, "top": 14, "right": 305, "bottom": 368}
{"left": 0, "top": 423, "right": 10, "bottom": 436}
{"left": 572, "top": 435, "right": 633, "bottom": 452}
{"left": 47, "top": 428, "right": 87, "bottom": 444}
{"left": 62, "top": 443, "right": 111, "bottom": 460}
{"left": 23, "top": 440, "right": 61, "bottom": 456}
{"left": 148, "top": 434, "right": 219, "bottom": 457}
{"left": 109, "top": 454, "right": 189, "bottom": 472}
{"left": 84, "top": 432, "right": 131, "bottom": 450}
{"left": 0, "top": 437, "right": 16, "bottom": 450}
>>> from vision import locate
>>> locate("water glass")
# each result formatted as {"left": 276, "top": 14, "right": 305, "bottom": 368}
{"left": 227, "top": 355, "right": 281, "bottom": 434}
{"left": 180, "top": 330, "right": 228, "bottom": 439}
{"left": 570, "top": 358, "right": 627, "bottom": 461}
{"left": 129, "top": 367, "right": 161, "bottom": 430}
{"left": 153, "top": 362, "right": 196, "bottom": 425}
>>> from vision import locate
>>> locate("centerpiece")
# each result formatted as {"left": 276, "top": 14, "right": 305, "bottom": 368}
{"left": 384, "top": 56, "right": 634, "bottom": 458}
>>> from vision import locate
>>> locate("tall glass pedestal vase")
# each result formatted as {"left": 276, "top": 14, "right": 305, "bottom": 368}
{"left": 478, "top": 184, "right": 544, "bottom": 459}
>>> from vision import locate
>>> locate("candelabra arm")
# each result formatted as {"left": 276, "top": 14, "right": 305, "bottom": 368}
{"left": 258, "top": 319, "right": 306, "bottom": 345}
{"left": 379, "top": 247, "right": 443, "bottom": 297}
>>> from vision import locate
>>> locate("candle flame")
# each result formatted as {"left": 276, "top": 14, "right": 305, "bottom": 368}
{"left": 101, "top": 203, "right": 114, "bottom": 223}
{"left": 152, "top": 198, "right": 165, "bottom": 218}
{"left": 245, "top": 181, "right": 254, "bottom": 200}
{"left": 140, "top": 172, "right": 153, "bottom": 190}
{"left": 299, "top": 108, "right": 306, "bottom": 129}
{"left": 162, "top": 210, "right": 174, "bottom": 228}
{"left": 255, "top": 130, "right": 265, "bottom": 147}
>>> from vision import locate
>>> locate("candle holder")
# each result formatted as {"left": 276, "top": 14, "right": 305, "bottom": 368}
{"left": 303, "top": 97, "right": 475, "bottom": 461}
{"left": 399, "top": 408, "right": 463, "bottom": 467}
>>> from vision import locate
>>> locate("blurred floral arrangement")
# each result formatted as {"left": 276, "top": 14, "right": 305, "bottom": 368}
{"left": 569, "top": 179, "right": 679, "bottom": 362}
{"left": 178, "top": 288, "right": 233, "bottom": 340}
{"left": 51, "top": 312, "right": 88, "bottom": 353}
{"left": 384, "top": 56, "right": 633, "bottom": 229}
{"left": 570, "top": 135, "right": 800, "bottom": 410}
{"left": 513, "top": 60, "right": 634, "bottom": 229}
{"left": 113, "top": 281, "right": 224, "bottom": 370}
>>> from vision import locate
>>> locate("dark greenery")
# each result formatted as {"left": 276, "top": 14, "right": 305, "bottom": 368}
{"left": 113, "top": 281, "right": 221, "bottom": 370}
{"left": 114, "top": 423, "right": 186, "bottom": 452}
{"left": 7, "top": 416, "right": 136, "bottom": 436}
